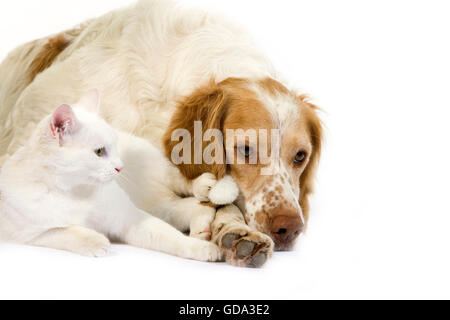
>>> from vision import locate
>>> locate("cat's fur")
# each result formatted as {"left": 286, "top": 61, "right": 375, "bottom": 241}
{"left": 0, "top": 90, "right": 222, "bottom": 261}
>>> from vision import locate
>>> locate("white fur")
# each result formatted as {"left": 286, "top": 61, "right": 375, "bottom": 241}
{"left": 209, "top": 175, "right": 240, "bottom": 206}
{"left": 0, "top": 93, "right": 222, "bottom": 261}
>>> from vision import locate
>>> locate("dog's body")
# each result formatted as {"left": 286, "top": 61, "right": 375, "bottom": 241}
{"left": 0, "top": 0, "right": 322, "bottom": 267}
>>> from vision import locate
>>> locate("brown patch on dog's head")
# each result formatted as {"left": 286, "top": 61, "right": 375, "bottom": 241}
{"left": 163, "top": 79, "right": 229, "bottom": 180}
{"left": 258, "top": 78, "right": 290, "bottom": 96}
{"left": 27, "top": 34, "right": 72, "bottom": 84}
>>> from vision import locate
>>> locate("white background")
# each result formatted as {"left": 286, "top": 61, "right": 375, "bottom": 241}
{"left": 1, "top": 0, "right": 450, "bottom": 300}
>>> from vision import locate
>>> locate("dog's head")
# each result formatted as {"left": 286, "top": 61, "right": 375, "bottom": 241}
{"left": 164, "top": 78, "right": 323, "bottom": 250}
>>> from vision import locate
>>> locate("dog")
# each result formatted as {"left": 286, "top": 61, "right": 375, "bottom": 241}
{"left": 0, "top": 0, "right": 322, "bottom": 267}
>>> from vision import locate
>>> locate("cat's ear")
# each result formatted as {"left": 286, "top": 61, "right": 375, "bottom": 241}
{"left": 77, "top": 89, "right": 100, "bottom": 114}
{"left": 50, "top": 104, "right": 78, "bottom": 142}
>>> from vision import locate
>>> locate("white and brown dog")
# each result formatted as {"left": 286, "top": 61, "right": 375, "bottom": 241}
{"left": 0, "top": 0, "right": 322, "bottom": 267}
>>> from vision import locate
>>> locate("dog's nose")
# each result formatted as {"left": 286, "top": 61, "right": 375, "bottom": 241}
{"left": 115, "top": 167, "right": 123, "bottom": 173}
{"left": 270, "top": 213, "right": 304, "bottom": 250}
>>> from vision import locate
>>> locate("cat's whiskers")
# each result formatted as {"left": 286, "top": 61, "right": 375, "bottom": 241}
{"left": 116, "top": 172, "right": 134, "bottom": 186}
{"left": 116, "top": 172, "right": 142, "bottom": 194}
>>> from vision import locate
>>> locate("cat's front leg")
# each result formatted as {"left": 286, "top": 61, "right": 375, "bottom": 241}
{"left": 123, "top": 212, "right": 223, "bottom": 262}
{"left": 189, "top": 206, "right": 216, "bottom": 241}
{"left": 30, "top": 226, "right": 110, "bottom": 257}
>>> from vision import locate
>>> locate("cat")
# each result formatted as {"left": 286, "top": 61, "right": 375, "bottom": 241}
{"left": 0, "top": 90, "right": 223, "bottom": 261}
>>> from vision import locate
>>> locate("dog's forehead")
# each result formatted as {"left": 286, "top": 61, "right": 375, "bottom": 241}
{"left": 225, "top": 102, "right": 274, "bottom": 130}
{"left": 254, "top": 79, "right": 300, "bottom": 132}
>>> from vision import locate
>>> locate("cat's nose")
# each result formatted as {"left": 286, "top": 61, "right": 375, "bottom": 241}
{"left": 115, "top": 167, "right": 123, "bottom": 173}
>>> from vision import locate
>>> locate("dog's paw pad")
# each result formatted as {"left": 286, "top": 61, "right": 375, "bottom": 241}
{"left": 236, "top": 240, "right": 256, "bottom": 259}
{"left": 222, "top": 233, "right": 240, "bottom": 249}
{"left": 249, "top": 253, "right": 267, "bottom": 268}
{"left": 219, "top": 229, "right": 274, "bottom": 268}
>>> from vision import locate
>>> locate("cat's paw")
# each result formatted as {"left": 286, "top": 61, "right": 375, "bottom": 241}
{"left": 190, "top": 206, "right": 216, "bottom": 241}
{"left": 74, "top": 233, "right": 111, "bottom": 258}
{"left": 191, "top": 228, "right": 212, "bottom": 241}
{"left": 186, "top": 239, "right": 223, "bottom": 262}
{"left": 192, "top": 173, "right": 217, "bottom": 203}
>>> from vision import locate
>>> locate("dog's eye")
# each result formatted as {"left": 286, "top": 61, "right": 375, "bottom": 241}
{"left": 95, "top": 147, "right": 106, "bottom": 157}
{"left": 294, "top": 151, "right": 307, "bottom": 164}
{"left": 238, "top": 146, "right": 253, "bottom": 158}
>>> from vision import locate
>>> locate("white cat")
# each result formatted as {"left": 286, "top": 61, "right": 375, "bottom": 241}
{"left": 0, "top": 90, "right": 222, "bottom": 261}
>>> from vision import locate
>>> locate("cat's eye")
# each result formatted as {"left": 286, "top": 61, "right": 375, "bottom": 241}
{"left": 238, "top": 146, "right": 253, "bottom": 158}
{"left": 294, "top": 151, "right": 307, "bottom": 164}
{"left": 95, "top": 147, "right": 106, "bottom": 157}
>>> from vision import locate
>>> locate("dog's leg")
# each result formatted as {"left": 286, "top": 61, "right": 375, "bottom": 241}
{"left": 211, "top": 204, "right": 275, "bottom": 268}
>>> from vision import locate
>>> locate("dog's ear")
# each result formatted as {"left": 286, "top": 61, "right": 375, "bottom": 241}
{"left": 163, "top": 80, "right": 229, "bottom": 180}
{"left": 298, "top": 97, "right": 323, "bottom": 223}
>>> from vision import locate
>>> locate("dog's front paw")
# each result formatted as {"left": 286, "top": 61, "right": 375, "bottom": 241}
{"left": 211, "top": 205, "right": 274, "bottom": 268}
{"left": 215, "top": 224, "right": 274, "bottom": 268}
{"left": 192, "top": 173, "right": 217, "bottom": 203}
{"left": 222, "top": 228, "right": 274, "bottom": 268}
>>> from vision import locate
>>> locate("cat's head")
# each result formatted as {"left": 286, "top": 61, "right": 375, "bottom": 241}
{"left": 45, "top": 90, "right": 123, "bottom": 188}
